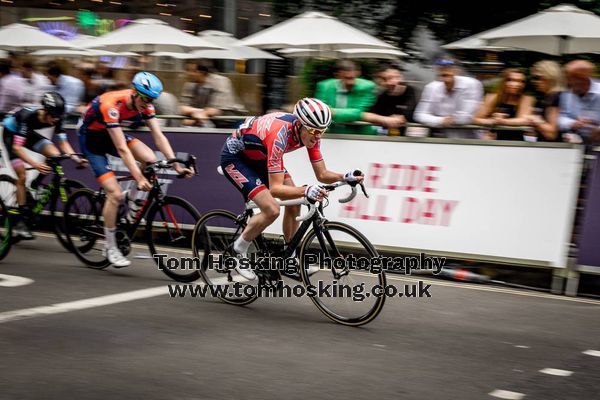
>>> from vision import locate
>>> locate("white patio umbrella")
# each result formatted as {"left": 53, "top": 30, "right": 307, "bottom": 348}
{"left": 150, "top": 31, "right": 281, "bottom": 60}
{"left": 278, "top": 47, "right": 407, "bottom": 59}
{"left": 31, "top": 49, "right": 138, "bottom": 57}
{"left": 481, "top": 4, "right": 600, "bottom": 55}
{"left": 239, "top": 11, "right": 396, "bottom": 51}
{"left": 442, "top": 30, "right": 515, "bottom": 51}
{"left": 0, "top": 23, "right": 74, "bottom": 52}
{"left": 82, "top": 19, "right": 223, "bottom": 53}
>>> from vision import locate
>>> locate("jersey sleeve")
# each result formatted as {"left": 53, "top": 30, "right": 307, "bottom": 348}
{"left": 54, "top": 120, "right": 67, "bottom": 142}
{"left": 307, "top": 140, "right": 323, "bottom": 163}
{"left": 142, "top": 103, "right": 156, "bottom": 120}
{"left": 13, "top": 111, "right": 31, "bottom": 146}
{"left": 99, "top": 101, "right": 121, "bottom": 128}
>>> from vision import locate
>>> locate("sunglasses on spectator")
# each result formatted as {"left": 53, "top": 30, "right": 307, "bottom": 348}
{"left": 306, "top": 127, "right": 326, "bottom": 136}
{"left": 532, "top": 75, "right": 544, "bottom": 81}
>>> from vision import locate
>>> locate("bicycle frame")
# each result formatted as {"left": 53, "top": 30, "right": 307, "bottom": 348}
{"left": 29, "top": 163, "right": 67, "bottom": 216}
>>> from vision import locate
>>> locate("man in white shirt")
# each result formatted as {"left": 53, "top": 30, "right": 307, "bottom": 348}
{"left": 45, "top": 61, "right": 84, "bottom": 117}
{"left": 414, "top": 59, "right": 483, "bottom": 139}
{"left": 0, "top": 59, "right": 26, "bottom": 117}
{"left": 21, "top": 60, "right": 52, "bottom": 106}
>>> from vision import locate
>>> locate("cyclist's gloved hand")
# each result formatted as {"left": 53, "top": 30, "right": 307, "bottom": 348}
{"left": 304, "top": 184, "right": 327, "bottom": 204}
{"left": 344, "top": 170, "right": 364, "bottom": 185}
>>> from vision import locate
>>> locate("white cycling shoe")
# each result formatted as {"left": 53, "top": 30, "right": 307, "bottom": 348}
{"left": 231, "top": 253, "right": 256, "bottom": 281}
{"left": 103, "top": 247, "right": 131, "bottom": 268}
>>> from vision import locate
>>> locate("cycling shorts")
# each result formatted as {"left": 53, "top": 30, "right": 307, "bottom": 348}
{"left": 2, "top": 128, "right": 53, "bottom": 167}
{"left": 78, "top": 127, "right": 141, "bottom": 182}
{"left": 220, "top": 138, "right": 292, "bottom": 201}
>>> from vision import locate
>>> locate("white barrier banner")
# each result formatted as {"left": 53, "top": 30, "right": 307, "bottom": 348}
{"left": 266, "top": 138, "right": 582, "bottom": 268}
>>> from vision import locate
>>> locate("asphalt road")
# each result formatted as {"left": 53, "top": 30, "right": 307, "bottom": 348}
{"left": 1, "top": 234, "right": 599, "bottom": 400}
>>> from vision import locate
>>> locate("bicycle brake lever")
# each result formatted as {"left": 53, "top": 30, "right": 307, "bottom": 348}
{"left": 359, "top": 182, "right": 369, "bottom": 198}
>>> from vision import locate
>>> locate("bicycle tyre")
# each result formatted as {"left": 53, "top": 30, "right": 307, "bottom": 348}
{"left": 299, "top": 221, "right": 386, "bottom": 327}
{"left": 191, "top": 209, "right": 258, "bottom": 306}
{"left": 64, "top": 188, "right": 109, "bottom": 269}
{"left": 145, "top": 196, "right": 201, "bottom": 282}
{"left": 0, "top": 197, "right": 12, "bottom": 261}
{"left": 51, "top": 178, "right": 86, "bottom": 251}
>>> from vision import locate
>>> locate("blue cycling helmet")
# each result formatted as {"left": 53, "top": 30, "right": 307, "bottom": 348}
{"left": 132, "top": 72, "right": 163, "bottom": 99}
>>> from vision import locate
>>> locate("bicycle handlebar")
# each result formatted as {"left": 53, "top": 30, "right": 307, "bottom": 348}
{"left": 295, "top": 180, "right": 369, "bottom": 222}
{"left": 143, "top": 155, "right": 198, "bottom": 177}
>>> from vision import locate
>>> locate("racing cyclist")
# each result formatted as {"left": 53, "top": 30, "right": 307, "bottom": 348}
{"left": 220, "top": 97, "right": 364, "bottom": 280}
{"left": 1, "top": 92, "right": 88, "bottom": 239}
{"left": 78, "top": 72, "right": 193, "bottom": 268}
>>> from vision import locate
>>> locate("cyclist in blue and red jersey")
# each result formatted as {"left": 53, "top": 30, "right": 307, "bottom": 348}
{"left": 221, "top": 97, "right": 364, "bottom": 280}
{"left": 78, "top": 72, "right": 193, "bottom": 267}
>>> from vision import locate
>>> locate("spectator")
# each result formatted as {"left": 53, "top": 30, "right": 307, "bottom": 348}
{"left": 45, "top": 61, "right": 84, "bottom": 117}
{"left": 180, "top": 61, "right": 247, "bottom": 127}
{"left": 362, "top": 64, "right": 416, "bottom": 135}
{"left": 0, "top": 59, "right": 26, "bottom": 118}
{"left": 414, "top": 59, "right": 483, "bottom": 139}
{"left": 155, "top": 92, "right": 181, "bottom": 128}
{"left": 314, "top": 60, "right": 377, "bottom": 135}
{"left": 472, "top": 68, "right": 534, "bottom": 141}
{"left": 20, "top": 60, "right": 52, "bottom": 106}
{"left": 527, "top": 60, "right": 563, "bottom": 142}
{"left": 559, "top": 60, "right": 600, "bottom": 145}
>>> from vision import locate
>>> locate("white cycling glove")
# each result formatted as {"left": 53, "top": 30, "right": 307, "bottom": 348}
{"left": 304, "top": 184, "right": 325, "bottom": 203}
{"left": 344, "top": 170, "right": 363, "bottom": 183}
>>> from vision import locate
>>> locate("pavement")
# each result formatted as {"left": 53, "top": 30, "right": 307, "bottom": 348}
{"left": 0, "top": 234, "right": 599, "bottom": 400}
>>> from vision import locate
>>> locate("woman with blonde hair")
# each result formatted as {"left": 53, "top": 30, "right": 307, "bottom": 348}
{"left": 473, "top": 68, "right": 534, "bottom": 140}
{"left": 526, "top": 60, "right": 563, "bottom": 141}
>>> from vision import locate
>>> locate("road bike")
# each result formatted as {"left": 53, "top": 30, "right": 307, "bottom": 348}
{"left": 63, "top": 156, "right": 201, "bottom": 277}
{"left": 0, "top": 154, "right": 86, "bottom": 249}
{"left": 191, "top": 174, "right": 386, "bottom": 327}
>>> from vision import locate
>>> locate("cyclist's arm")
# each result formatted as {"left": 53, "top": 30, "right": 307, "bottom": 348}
{"left": 145, "top": 117, "right": 176, "bottom": 160}
{"left": 107, "top": 127, "right": 145, "bottom": 181}
{"left": 12, "top": 142, "right": 41, "bottom": 169}
{"left": 268, "top": 172, "right": 305, "bottom": 200}
{"left": 311, "top": 160, "right": 344, "bottom": 184}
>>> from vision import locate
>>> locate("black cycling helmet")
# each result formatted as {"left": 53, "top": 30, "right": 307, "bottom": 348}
{"left": 41, "top": 91, "right": 66, "bottom": 118}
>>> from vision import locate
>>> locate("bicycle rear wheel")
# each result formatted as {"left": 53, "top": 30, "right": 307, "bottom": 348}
{"left": 299, "top": 221, "right": 386, "bottom": 326}
{"left": 145, "top": 196, "right": 201, "bottom": 282}
{"left": 0, "top": 174, "right": 18, "bottom": 208}
{"left": 191, "top": 209, "right": 258, "bottom": 305}
{"left": 64, "top": 188, "right": 109, "bottom": 269}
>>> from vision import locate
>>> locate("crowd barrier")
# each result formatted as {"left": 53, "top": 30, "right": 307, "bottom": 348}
{"left": 0, "top": 119, "right": 593, "bottom": 295}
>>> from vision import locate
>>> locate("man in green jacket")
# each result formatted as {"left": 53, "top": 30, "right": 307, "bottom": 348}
{"left": 314, "top": 61, "right": 377, "bottom": 135}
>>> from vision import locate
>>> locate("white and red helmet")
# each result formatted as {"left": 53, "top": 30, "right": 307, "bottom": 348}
{"left": 293, "top": 97, "right": 332, "bottom": 130}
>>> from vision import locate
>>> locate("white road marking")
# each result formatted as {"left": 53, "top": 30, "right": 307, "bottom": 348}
{"left": 0, "top": 286, "right": 167, "bottom": 324}
{"left": 489, "top": 389, "right": 525, "bottom": 399}
{"left": 0, "top": 274, "right": 34, "bottom": 287}
{"left": 539, "top": 368, "right": 573, "bottom": 376}
{"left": 514, "top": 345, "right": 530, "bottom": 349}
{"left": 583, "top": 350, "right": 600, "bottom": 357}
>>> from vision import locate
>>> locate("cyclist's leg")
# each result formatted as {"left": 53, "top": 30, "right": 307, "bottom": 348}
{"left": 282, "top": 172, "right": 300, "bottom": 243}
{"left": 79, "top": 130, "right": 130, "bottom": 267}
{"left": 124, "top": 137, "right": 154, "bottom": 207}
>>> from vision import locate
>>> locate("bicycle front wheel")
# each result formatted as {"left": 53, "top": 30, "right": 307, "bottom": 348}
{"left": 191, "top": 209, "right": 258, "bottom": 306}
{"left": 51, "top": 178, "right": 87, "bottom": 251}
{"left": 146, "top": 196, "right": 201, "bottom": 282}
{"left": 299, "top": 221, "right": 386, "bottom": 326}
{"left": 64, "top": 188, "right": 109, "bottom": 269}
{"left": 0, "top": 198, "right": 12, "bottom": 261}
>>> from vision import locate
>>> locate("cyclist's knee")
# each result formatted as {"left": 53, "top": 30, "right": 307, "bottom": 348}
{"left": 263, "top": 203, "right": 280, "bottom": 222}
{"left": 15, "top": 169, "right": 26, "bottom": 185}
{"left": 105, "top": 186, "right": 123, "bottom": 206}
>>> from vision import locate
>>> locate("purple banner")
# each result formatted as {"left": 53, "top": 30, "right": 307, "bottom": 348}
{"left": 63, "top": 129, "right": 243, "bottom": 215}
{"left": 578, "top": 153, "right": 600, "bottom": 270}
